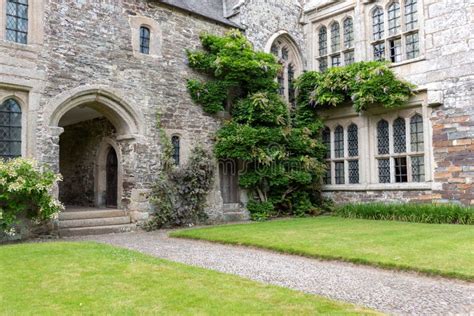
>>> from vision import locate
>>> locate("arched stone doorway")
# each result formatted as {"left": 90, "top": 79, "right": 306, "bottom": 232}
{"left": 45, "top": 87, "right": 144, "bottom": 211}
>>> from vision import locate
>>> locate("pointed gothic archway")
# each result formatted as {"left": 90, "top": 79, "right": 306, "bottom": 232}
{"left": 45, "top": 87, "right": 144, "bottom": 210}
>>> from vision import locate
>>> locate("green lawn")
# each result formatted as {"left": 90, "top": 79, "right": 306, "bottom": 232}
{"left": 0, "top": 242, "right": 375, "bottom": 315}
{"left": 171, "top": 217, "right": 474, "bottom": 281}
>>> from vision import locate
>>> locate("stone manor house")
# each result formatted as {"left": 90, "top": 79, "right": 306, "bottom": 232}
{"left": 0, "top": 0, "right": 472, "bottom": 233}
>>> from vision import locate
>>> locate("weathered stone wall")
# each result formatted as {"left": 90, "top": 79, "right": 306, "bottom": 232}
{"left": 229, "top": 0, "right": 306, "bottom": 60}
{"left": 34, "top": 0, "right": 231, "bottom": 220}
{"left": 59, "top": 118, "right": 115, "bottom": 207}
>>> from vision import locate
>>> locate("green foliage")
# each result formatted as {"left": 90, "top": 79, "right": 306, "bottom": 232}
{"left": 246, "top": 200, "right": 274, "bottom": 221}
{"left": 187, "top": 31, "right": 327, "bottom": 219}
{"left": 335, "top": 203, "right": 474, "bottom": 224}
{"left": 296, "top": 61, "right": 416, "bottom": 112}
{"left": 145, "top": 147, "right": 215, "bottom": 230}
{"left": 0, "top": 158, "right": 62, "bottom": 236}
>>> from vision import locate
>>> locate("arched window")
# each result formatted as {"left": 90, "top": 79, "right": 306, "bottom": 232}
{"left": 377, "top": 120, "right": 389, "bottom": 155}
{"left": 388, "top": 2, "right": 401, "bottom": 35}
{"left": 372, "top": 7, "right": 384, "bottom": 40}
{"left": 0, "top": 99, "right": 22, "bottom": 159}
{"left": 393, "top": 117, "right": 406, "bottom": 153}
{"left": 6, "top": 0, "right": 28, "bottom": 44}
{"left": 171, "top": 135, "right": 180, "bottom": 165}
{"left": 330, "top": 22, "right": 340, "bottom": 53}
{"left": 139, "top": 26, "right": 150, "bottom": 54}
{"left": 268, "top": 35, "right": 302, "bottom": 106}
{"left": 405, "top": 0, "right": 418, "bottom": 31}
{"left": 410, "top": 114, "right": 424, "bottom": 152}
{"left": 343, "top": 18, "right": 354, "bottom": 49}
{"left": 334, "top": 125, "right": 344, "bottom": 158}
{"left": 318, "top": 27, "right": 327, "bottom": 56}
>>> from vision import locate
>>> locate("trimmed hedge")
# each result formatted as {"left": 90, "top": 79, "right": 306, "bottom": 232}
{"left": 335, "top": 203, "right": 474, "bottom": 225}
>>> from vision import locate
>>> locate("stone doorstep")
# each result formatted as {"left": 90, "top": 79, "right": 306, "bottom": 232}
{"left": 59, "top": 209, "right": 128, "bottom": 221}
{"left": 59, "top": 224, "right": 137, "bottom": 237}
{"left": 59, "top": 216, "right": 132, "bottom": 229}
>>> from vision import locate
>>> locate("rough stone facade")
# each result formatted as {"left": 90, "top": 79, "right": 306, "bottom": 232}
{"left": 0, "top": 0, "right": 472, "bottom": 234}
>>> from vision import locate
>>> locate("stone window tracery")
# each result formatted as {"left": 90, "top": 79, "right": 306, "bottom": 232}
{"left": 317, "top": 16, "right": 355, "bottom": 72}
{"left": 0, "top": 98, "right": 22, "bottom": 159}
{"left": 269, "top": 35, "right": 302, "bottom": 107}
{"left": 370, "top": 1, "right": 420, "bottom": 63}
{"left": 6, "top": 0, "right": 28, "bottom": 44}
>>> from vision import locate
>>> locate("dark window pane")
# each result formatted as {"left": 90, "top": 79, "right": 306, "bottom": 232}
{"left": 389, "top": 38, "right": 402, "bottom": 63}
{"left": 406, "top": 32, "right": 420, "bottom": 59}
{"left": 0, "top": 98, "right": 22, "bottom": 159}
{"left": 334, "top": 125, "right": 344, "bottom": 158}
{"left": 322, "top": 127, "right": 331, "bottom": 159}
{"left": 331, "top": 22, "right": 340, "bottom": 53}
{"left": 171, "top": 136, "right": 180, "bottom": 165}
{"left": 372, "top": 7, "right": 384, "bottom": 40}
{"left": 405, "top": 0, "right": 418, "bottom": 31}
{"left": 373, "top": 42, "right": 385, "bottom": 61}
{"left": 335, "top": 161, "right": 345, "bottom": 184}
{"left": 377, "top": 120, "right": 389, "bottom": 155}
{"left": 348, "top": 123, "right": 358, "bottom": 157}
{"left": 349, "top": 160, "right": 359, "bottom": 184}
{"left": 323, "top": 162, "right": 331, "bottom": 185}
{"left": 395, "top": 157, "right": 408, "bottom": 183}
{"left": 410, "top": 114, "right": 424, "bottom": 152}
{"left": 277, "top": 75, "right": 285, "bottom": 96}
{"left": 331, "top": 54, "right": 341, "bottom": 67}
{"left": 388, "top": 2, "right": 401, "bottom": 35}
{"left": 319, "top": 27, "right": 327, "bottom": 56}
{"left": 6, "top": 0, "right": 28, "bottom": 44}
{"left": 411, "top": 156, "right": 425, "bottom": 182}
{"left": 393, "top": 117, "right": 406, "bottom": 153}
{"left": 343, "top": 17, "right": 354, "bottom": 48}
{"left": 344, "top": 50, "right": 355, "bottom": 65}
{"left": 140, "top": 26, "right": 150, "bottom": 54}
{"left": 288, "top": 64, "right": 296, "bottom": 108}
{"left": 378, "top": 158, "right": 390, "bottom": 183}
{"left": 319, "top": 57, "right": 328, "bottom": 72}
{"left": 282, "top": 47, "right": 289, "bottom": 61}
{"left": 271, "top": 44, "right": 279, "bottom": 56}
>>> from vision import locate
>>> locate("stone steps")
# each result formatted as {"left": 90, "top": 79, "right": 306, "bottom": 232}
{"left": 59, "top": 208, "right": 135, "bottom": 237}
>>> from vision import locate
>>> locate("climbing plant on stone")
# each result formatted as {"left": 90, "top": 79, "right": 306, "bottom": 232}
{"left": 296, "top": 61, "right": 416, "bottom": 113}
{"left": 187, "top": 31, "right": 327, "bottom": 220}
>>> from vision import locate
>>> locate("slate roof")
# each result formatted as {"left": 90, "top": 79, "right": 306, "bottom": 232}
{"left": 158, "top": 0, "right": 241, "bottom": 28}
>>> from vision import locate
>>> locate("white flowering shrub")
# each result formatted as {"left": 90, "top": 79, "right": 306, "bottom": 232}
{"left": 0, "top": 158, "right": 63, "bottom": 235}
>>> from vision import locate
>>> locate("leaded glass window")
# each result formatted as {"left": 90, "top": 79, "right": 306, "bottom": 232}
{"left": 171, "top": 136, "right": 180, "bottom": 165}
{"left": 334, "top": 125, "right": 344, "bottom": 158}
{"left": 140, "top": 26, "right": 150, "bottom": 54}
{"left": 405, "top": 0, "right": 418, "bottom": 31}
{"left": 349, "top": 160, "right": 359, "bottom": 184}
{"left": 372, "top": 7, "right": 384, "bottom": 40}
{"left": 406, "top": 32, "right": 419, "bottom": 59}
{"left": 322, "top": 127, "right": 331, "bottom": 159}
{"left": 377, "top": 120, "right": 389, "bottom": 155}
{"left": 378, "top": 158, "right": 390, "bottom": 183}
{"left": 282, "top": 47, "right": 289, "bottom": 61}
{"left": 411, "top": 156, "right": 425, "bottom": 182}
{"left": 373, "top": 43, "right": 385, "bottom": 61}
{"left": 393, "top": 117, "right": 406, "bottom": 153}
{"left": 331, "top": 54, "right": 341, "bottom": 67}
{"left": 319, "top": 27, "right": 328, "bottom": 56}
{"left": 6, "top": 0, "right": 28, "bottom": 44}
{"left": 319, "top": 58, "right": 328, "bottom": 72}
{"left": 348, "top": 123, "right": 358, "bottom": 157}
{"left": 344, "top": 51, "right": 355, "bottom": 65}
{"left": 343, "top": 17, "right": 354, "bottom": 49}
{"left": 389, "top": 38, "right": 402, "bottom": 63}
{"left": 388, "top": 2, "right": 401, "bottom": 36}
{"left": 0, "top": 99, "right": 22, "bottom": 159}
{"left": 331, "top": 22, "right": 340, "bottom": 53}
{"left": 410, "top": 114, "right": 424, "bottom": 152}
{"left": 278, "top": 75, "right": 285, "bottom": 96}
{"left": 335, "top": 161, "right": 345, "bottom": 184}
{"left": 394, "top": 157, "right": 408, "bottom": 183}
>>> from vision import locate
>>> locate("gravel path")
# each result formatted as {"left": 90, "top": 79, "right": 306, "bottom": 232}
{"left": 70, "top": 231, "right": 474, "bottom": 315}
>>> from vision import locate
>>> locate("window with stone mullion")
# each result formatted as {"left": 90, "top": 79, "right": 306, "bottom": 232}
{"left": 6, "top": 0, "right": 28, "bottom": 44}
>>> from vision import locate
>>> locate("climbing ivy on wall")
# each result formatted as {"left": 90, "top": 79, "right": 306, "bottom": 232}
{"left": 187, "top": 31, "right": 327, "bottom": 220}
{"left": 296, "top": 61, "right": 416, "bottom": 113}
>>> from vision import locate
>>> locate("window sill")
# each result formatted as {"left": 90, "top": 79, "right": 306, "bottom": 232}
{"left": 388, "top": 56, "right": 425, "bottom": 67}
{"left": 0, "top": 40, "right": 40, "bottom": 53}
{"left": 322, "top": 182, "right": 434, "bottom": 192}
